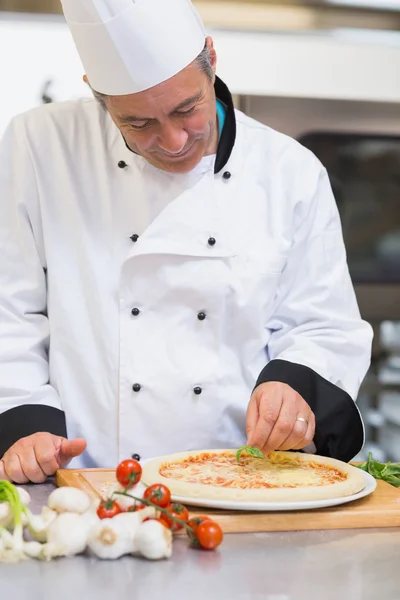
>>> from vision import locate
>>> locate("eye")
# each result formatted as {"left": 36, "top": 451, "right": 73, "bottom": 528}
{"left": 128, "top": 121, "right": 150, "bottom": 130}
{"left": 176, "top": 106, "right": 196, "bottom": 116}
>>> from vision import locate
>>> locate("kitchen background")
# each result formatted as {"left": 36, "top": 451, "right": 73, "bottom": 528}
{"left": 1, "top": 0, "right": 400, "bottom": 461}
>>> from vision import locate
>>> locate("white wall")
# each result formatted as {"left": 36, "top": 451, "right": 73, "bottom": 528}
{"left": 0, "top": 14, "right": 90, "bottom": 136}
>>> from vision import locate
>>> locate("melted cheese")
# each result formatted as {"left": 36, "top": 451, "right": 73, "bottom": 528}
{"left": 159, "top": 452, "right": 347, "bottom": 489}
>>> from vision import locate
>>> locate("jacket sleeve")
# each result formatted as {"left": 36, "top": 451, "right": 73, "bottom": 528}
{"left": 256, "top": 157, "right": 373, "bottom": 462}
{"left": 0, "top": 118, "right": 67, "bottom": 457}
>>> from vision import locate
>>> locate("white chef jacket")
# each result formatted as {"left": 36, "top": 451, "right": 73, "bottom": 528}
{"left": 0, "top": 83, "right": 373, "bottom": 468}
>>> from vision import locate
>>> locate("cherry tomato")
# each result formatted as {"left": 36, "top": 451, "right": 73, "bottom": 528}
{"left": 97, "top": 500, "right": 122, "bottom": 519}
{"left": 186, "top": 515, "right": 212, "bottom": 544}
{"left": 164, "top": 503, "right": 189, "bottom": 532}
{"left": 127, "top": 501, "right": 146, "bottom": 513}
{"left": 155, "top": 516, "right": 171, "bottom": 529}
{"left": 195, "top": 520, "right": 223, "bottom": 550}
{"left": 143, "top": 515, "right": 170, "bottom": 527}
{"left": 116, "top": 458, "right": 142, "bottom": 488}
{"left": 143, "top": 484, "right": 171, "bottom": 508}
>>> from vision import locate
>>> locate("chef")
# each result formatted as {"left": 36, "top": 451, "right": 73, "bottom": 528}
{"left": 0, "top": 0, "right": 372, "bottom": 484}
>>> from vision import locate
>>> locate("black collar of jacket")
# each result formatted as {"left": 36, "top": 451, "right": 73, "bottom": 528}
{"left": 213, "top": 75, "right": 236, "bottom": 174}
{"left": 120, "top": 75, "right": 236, "bottom": 175}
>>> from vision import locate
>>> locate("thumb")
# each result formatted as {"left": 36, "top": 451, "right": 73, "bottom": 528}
{"left": 57, "top": 438, "right": 87, "bottom": 468}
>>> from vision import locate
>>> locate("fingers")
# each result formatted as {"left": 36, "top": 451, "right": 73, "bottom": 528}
{"left": 0, "top": 432, "right": 85, "bottom": 484}
{"left": 0, "top": 460, "right": 9, "bottom": 481}
{"left": 246, "top": 382, "right": 316, "bottom": 454}
{"left": 277, "top": 410, "right": 311, "bottom": 451}
{"left": 263, "top": 397, "right": 304, "bottom": 453}
{"left": 34, "top": 435, "right": 61, "bottom": 476}
{"left": 2, "top": 452, "right": 28, "bottom": 484}
{"left": 3, "top": 433, "right": 52, "bottom": 484}
{"left": 58, "top": 438, "right": 87, "bottom": 468}
{"left": 19, "top": 447, "right": 48, "bottom": 484}
{"left": 246, "top": 395, "right": 259, "bottom": 445}
{"left": 246, "top": 386, "right": 283, "bottom": 450}
{"left": 292, "top": 412, "right": 316, "bottom": 450}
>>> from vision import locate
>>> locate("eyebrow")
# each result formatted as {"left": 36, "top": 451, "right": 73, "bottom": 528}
{"left": 118, "top": 92, "right": 202, "bottom": 123}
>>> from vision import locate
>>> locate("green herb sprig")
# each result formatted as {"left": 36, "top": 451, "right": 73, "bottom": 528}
{"left": 355, "top": 452, "right": 400, "bottom": 487}
{"left": 236, "top": 445, "right": 264, "bottom": 463}
{"left": 0, "top": 480, "right": 27, "bottom": 561}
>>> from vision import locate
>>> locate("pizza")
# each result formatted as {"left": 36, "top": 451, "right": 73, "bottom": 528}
{"left": 141, "top": 449, "right": 366, "bottom": 502}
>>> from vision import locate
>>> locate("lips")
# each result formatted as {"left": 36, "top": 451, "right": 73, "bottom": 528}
{"left": 163, "top": 142, "right": 195, "bottom": 160}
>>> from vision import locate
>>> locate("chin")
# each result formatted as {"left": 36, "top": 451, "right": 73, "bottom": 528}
{"left": 164, "top": 158, "right": 201, "bottom": 174}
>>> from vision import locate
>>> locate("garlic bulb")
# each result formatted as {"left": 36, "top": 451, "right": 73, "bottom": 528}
{"left": 41, "top": 512, "right": 90, "bottom": 560}
{"left": 134, "top": 520, "right": 173, "bottom": 560}
{"left": 88, "top": 507, "right": 155, "bottom": 560}
{"left": 48, "top": 487, "right": 91, "bottom": 514}
{"left": 80, "top": 499, "right": 101, "bottom": 530}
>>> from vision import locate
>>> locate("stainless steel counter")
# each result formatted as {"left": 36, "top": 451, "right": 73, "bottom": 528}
{"left": 1, "top": 482, "right": 399, "bottom": 600}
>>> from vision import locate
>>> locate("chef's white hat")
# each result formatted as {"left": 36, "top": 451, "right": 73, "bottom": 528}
{"left": 60, "top": 0, "right": 206, "bottom": 95}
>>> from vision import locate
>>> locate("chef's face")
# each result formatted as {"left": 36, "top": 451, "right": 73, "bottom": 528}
{"left": 104, "top": 38, "right": 218, "bottom": 174}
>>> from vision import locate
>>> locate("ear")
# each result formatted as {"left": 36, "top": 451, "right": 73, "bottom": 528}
{"left": 83, "top": 74, "right": 89, "bottom": 84}
{"left": 206, "top": 36, "right": 217, "bottom": 77}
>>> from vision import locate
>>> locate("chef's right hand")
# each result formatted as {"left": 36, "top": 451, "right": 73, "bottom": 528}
{"left": 0, "top": 433, "right": 87, "bottom": 484}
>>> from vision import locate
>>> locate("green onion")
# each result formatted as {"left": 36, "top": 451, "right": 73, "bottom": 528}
{"left": 0, "top": 480, "right": 27, "bottom": 562}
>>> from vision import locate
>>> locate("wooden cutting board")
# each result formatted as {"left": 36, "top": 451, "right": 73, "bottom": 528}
{"left": 56, "top": 468, "right": 400, "bottom": 533}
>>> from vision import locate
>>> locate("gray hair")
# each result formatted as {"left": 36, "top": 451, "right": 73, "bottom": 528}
{"left": 90, "top": 42, "right": 213, "bottom": 110}
{"left": 195, "top": 42, "right": 213, "bottom": 81}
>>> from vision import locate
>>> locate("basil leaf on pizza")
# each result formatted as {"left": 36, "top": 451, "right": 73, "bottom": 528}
{"left": 236, "top": 446, "right": 264, "bottom": 463}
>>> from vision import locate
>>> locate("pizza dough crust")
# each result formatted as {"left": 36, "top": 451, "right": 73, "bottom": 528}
{"left": 141, "top": 449, "right": 366, "bottom": 502}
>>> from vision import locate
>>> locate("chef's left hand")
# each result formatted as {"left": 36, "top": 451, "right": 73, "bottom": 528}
{"left": 246, "top": 382, "right": 315, "bottom": 454}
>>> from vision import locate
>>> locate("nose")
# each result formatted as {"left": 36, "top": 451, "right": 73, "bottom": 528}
{"left": 157, "top": 122, "right": 188, "bottom": 155}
